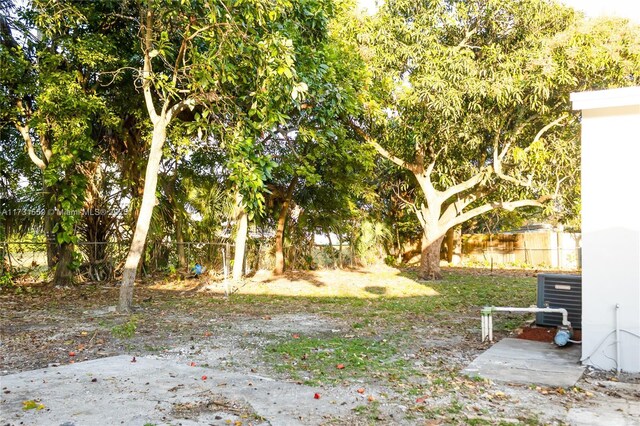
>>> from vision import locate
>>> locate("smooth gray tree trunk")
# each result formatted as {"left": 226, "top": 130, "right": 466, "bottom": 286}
{"left": 119, "top": 123, "right": 167, "bottom": 312}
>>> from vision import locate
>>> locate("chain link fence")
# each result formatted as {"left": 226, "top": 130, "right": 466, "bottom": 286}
{"left": 0, "top": 239, "right": 358, "bottom": 282}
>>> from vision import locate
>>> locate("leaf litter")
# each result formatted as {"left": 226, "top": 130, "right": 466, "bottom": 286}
{"left": 1, "top": 267, "right": 638, "bottom": 425}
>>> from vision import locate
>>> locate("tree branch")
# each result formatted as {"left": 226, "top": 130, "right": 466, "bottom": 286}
{"left": 440, "top": 168, "right": 490, "bottom": 202}
{"left": 494, "top": 114, "right": 568, "bottom": 187}
{"left": 278, "top": 129, "right": 304, "bottom": 162}
{"left": 392, "top": 184, "right": 419, "bottom": 219}
{"left": 186, "top": 24, "right": 214, "bottom": 41}
{"left": 493, "top": 140, "right": 530, "bottom": 187}
{"left": 445, "top": 196, "right": 551, "bottom": 230}
{"left": 455, "top": 27, "right": 477, "bottom": 50}
{"left": 14, "top": 99, "right": 47, "bottom": 170}
{"left": 440, "top": 188, "right": 488, "bottom": 225}
{"left": 370, "top": 139, "right": 416, "bottom": 170}
{"left": 424, "top": 146, "right": 444, "bottom": 177}
{"left": 15, "top": 122, "right": 46, "bottom": 170}
{"left": 171, "top": 27, "right": 189, "bottom": 90}
{"left": 527, "top": 113, "right": 568, "bottom": 152}
{"left": 142, "top": 9, "right": 158, "bottom": 124}
{"left": 348, "top": 120, "right": 419, "bottom": 173}
{"left": 166, "top": 97, "right": 197, "bottom": 121}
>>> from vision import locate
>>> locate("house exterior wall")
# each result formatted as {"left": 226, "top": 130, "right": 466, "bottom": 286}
{"left": 572, "top": 87, "right": 640, "bottom": 373}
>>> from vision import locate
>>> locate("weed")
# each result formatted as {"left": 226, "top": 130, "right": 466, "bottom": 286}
{"left": 352, "top": 319, "right": 370, "bottom": 329}
{"left": 447, "top": 399, "right": 464, "bottom": 414}
{"left": 467, "top": 418, "right": 493, "bottom": 425}
{"left": 22, "top": 400, "right": 45, "bottom": 411}
{"left": 143, "top": 344, "right": 167, "bottom": 352}
{"left": 515, "top": 414, "right": 542, "bottom": 426}
{"left": 352, "top": 400, "right": 382, "bottom": 422}
{"left": 0, "top": 272, "right": 15, "bottom": 289}
{"left": 111, "top": 315, "right": 138, "bottom": 339}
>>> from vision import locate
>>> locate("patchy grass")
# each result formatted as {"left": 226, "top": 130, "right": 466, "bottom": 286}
{"left": 1, "top": 266, "right": 553, "bottom": 425}
{"left": 111, "top": 315, "right": 138, "bottom": 339}
{"left": 352, "top": 400, "right": 382, "bottom": 422}
{"left": 196, "top": 268, "right": 536, "bottom": 334}
{"left": 267, "top": 336, "right": 409, "bottom": 385}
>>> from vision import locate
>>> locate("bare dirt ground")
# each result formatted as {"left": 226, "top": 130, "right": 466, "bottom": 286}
{"left": 1, "top": 266, "right": 638, "bottom": 425}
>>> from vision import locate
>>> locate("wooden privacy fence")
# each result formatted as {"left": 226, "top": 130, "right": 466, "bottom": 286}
{"left": 461, "top": 231, "right": 581, "bottom": 269}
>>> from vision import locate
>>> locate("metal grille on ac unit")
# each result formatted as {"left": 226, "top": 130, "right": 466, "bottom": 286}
{"left": 536, "top": 274, "right": 582, "bottom": 329}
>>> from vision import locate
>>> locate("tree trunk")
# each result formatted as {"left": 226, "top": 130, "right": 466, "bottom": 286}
{"left": 273, "top": 178, "right": 297, "bottom": 275}
{"left": 1, "top": 242, "right": 8, "bottom": 273}
{"left": 119, "top": 123, "right": 167, "bottom": 313}
{"left": 53, "top": 242, "right": 74, "bottom": 286}
{"left": 42, "top": 181, "right": 57, "bottom": 268}
{"left": 176, "top": 212, "right": 186, "bottom": 269}
{"left": 44, "top": 213, "right": 56, "bottom": 268}
{"left": 350, "top": 226, "right": 356, "bottom": 268}
{"left": 232, "top": 193, "right": 248, "bottom": 281}
{"left": 451, "top": 227, "right": 462, "bottom": 265}
{"left": 273, "top": 205, "right": 288, "bottom": 275}
{"left": 327, "top": 231, "right": 336, "bottom": 268}
{"left": 445, "top": 228, "right": 455, "bottom": 263}
{"left": 167, "top": 168, "right": 186, "bottom": 269}
{"left": 418, "top": 234, "right": 445, "bottom": 280}
{"left": 395, "top": 225, "right": 402, "bottom": 264}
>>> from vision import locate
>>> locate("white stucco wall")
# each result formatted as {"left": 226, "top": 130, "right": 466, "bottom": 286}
{"left": 571, "top": 87, "right": 640, "bottom": 373}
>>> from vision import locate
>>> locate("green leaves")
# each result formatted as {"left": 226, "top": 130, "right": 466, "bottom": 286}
{"left": 291, "top": 81, "right": 308, "bottom": 100}
{"left": 355, "top": 0, "right": 640, "bottom": 233}
{"left": 22, "top": 400, "right": 45, "bottom": 411}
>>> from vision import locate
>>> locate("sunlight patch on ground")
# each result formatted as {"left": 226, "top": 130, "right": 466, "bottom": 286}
{"left": 203, "top": 265, "right": 440, "bottom": 298}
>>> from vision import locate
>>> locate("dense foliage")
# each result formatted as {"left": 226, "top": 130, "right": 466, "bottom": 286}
{"left": 2, "top": 0, "right": 639, "bottom": 294}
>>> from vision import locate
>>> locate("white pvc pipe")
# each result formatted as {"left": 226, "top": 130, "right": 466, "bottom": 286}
{"left": 480, "top": 306, "right": 571, "bottom": 342}
{"left": 491, "top": 307, "right": 571, "bottom": 327}
{"left": 489, "top": 314, "right": 493, "bottom": 341}
{"left": 615, "top": 303, "right": 621, "bottom": 374}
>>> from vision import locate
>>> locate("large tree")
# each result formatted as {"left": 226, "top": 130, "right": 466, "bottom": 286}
{"left": 264, "top": 10, "right": 372, "bottom": 275}
{"left": 351, "top": 0, "right": 640, "bottom": 279}
{"left": 1, "top": 0, "right": 122, "bottom": 285}
{"left": 118, "top": 0, "right": 336, "bottom": 311}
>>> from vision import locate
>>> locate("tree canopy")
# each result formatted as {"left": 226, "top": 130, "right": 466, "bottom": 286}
{"left": 349, "top": 0, "right": 640, "bottom": 278}
{"left": 2, "top": 0, "right": 639, "bottom": 299}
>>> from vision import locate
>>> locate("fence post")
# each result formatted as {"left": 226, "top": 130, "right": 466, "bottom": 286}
{"left": 222, "top": 247, "right": 229, "bottom": 296}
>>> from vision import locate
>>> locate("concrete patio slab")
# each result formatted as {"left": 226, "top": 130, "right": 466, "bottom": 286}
{"left": 462, "top": 338, "right": 585, "bottom": 388}
{"left": 0, "top": 355, "right": 364, "bottom": 426}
